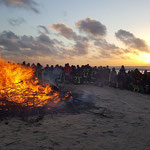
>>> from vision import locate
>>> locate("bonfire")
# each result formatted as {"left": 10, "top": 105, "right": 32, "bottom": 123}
{"left": 0, "top": 58, "right": 70, "bottom": 116}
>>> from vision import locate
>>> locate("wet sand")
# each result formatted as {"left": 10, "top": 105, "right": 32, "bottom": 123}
{"left": 0, "top": 84, "right": 150, "bottom": 150}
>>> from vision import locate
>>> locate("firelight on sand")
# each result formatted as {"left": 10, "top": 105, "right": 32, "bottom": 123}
{"left": 0, "top": 58, "right": 68, "bottom": 107}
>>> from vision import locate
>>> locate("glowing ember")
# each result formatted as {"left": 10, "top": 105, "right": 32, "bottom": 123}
{"left": 0, "top": 58, "right": 68, "bottom": 107}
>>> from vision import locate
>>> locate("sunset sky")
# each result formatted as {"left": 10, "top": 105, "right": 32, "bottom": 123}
{"left": 0, "top": 0, "right": 150, "bottom": 66}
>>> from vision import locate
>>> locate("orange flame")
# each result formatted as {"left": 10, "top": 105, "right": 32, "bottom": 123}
{"left": 0, "top": 58, "right": 68, "bottom": 107}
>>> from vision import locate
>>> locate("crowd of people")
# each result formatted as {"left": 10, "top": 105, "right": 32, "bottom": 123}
{"left": 22, "top": 61, "right": 150, "bottom": 94}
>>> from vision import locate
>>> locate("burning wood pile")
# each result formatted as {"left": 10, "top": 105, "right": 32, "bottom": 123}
{"left": 0, "top": 58, "right": 99, "bottom": 123}
{"left": 0, "top": 58, "right": 71, "bottom": 120}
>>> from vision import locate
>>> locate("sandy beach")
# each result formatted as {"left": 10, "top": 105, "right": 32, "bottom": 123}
{"left": 0, "top": 84, "right": 150, "bottom": 150}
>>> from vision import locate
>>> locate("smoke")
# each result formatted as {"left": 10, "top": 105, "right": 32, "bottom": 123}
{"left": 77, "top": 90, "right": 97, "bottom": 103}
{"left": 42, "top": 66, "right": 64, "bottom": 87}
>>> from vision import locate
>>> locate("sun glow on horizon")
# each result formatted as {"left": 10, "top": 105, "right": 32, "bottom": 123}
{"left": 137, "top": 52, "right": 150, "bottom": 64}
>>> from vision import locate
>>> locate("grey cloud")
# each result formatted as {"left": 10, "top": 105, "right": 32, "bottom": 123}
{"left": 0, "top": 30, "right": 89, "bottom": 62}
{"left": 52, "top": 22, "right": 89, "bottom": 56}
{"left": 94, "top": 39, "right": 127, "bottom": 59}
{"left": 52, "top": 23, "right": 88, "bottom": 42}
{"left": 76, "top": 18, "right": 106, "bottom": 37}
{"left": 0, "top": 38, "right": 20, "bottom": 52}
{"left": 99, "top": 51, "right": 111, "bottom": 58}
{"left": 0, "top": 0, "right": 39, "bottom": 13}
{"left": 98, "top": 49, "right": 125, "bottom": 59}
{"left": 94, "top": 39, "right": 119, "bottom": 51}
{"left": 51, "top": 22, "right": 130, "bottom": 58}
{"left": 75, "top": 35, "right": 88, "bottom": 42}
{"left": 0, "top": 31, "right": 20, "bottom": 52}
{"left": 52, "top": 23, "right": 77, "bottom": 40}
{"left": 38, "top": 25, "right": 50, "bottom": 34}
{"left": 115, "top": 29, "right": 149, "bottom": 52}
{"left": 0, "top": 31, "right": 58, "bottom": 59}
{"left": 73, "top": 41, "right": 89, "bottom": 55}
{"left": 8, "top": 18, "right": 26, "bottom": 26}
{"left": 0, "top": 31, "right": 19, "bottom": 40}
{"left": 38, "top": 34, "right": 54, "bottom": 45}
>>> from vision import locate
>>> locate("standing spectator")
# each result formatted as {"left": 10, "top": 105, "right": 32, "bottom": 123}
{"left": 64, "top": 63, "right": 72, "bottom": 83}
{"left": 109, "top": 67, "right": 117, "bottom": 87}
